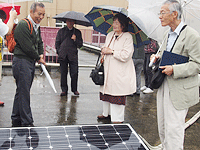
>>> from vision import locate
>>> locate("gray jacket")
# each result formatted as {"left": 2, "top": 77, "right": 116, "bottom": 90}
{"left": 158, "top": 25, "right": 200, "bottom": 110}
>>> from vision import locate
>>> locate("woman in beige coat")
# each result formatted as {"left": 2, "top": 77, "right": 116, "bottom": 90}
{"left": 97, "top": 14, "right": 136, "bottom": 123}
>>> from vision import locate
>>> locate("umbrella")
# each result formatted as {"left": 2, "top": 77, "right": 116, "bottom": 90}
{"left": 40, "top": 64, "right": 57, "bottom": 93}
{"left": 0, "top": 3, "right": 20, "bottom": 23}
{"left": 85, "top": 5, "right": 150, "bottom": 48}
{"left": 128, "top": 0, "right": 200, "bottom": 42}
{"left": 53, "top": 11, "right": 91, "bottom": 27}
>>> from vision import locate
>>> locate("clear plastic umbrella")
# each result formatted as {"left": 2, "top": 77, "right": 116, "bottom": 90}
{"left": 128, "top": 0, "right": 200, "bottom": 42}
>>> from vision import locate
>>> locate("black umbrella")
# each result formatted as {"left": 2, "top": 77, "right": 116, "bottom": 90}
{"left": 53, "top": 11, "right": 91, "bottom": 27}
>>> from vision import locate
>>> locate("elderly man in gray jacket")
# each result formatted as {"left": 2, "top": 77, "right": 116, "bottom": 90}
{"left": 151, "top": 0, "right": 200, "bottom": 149}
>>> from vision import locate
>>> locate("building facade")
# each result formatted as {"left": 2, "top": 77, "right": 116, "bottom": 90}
{"left": 0, "top": 0, "right": 128, "bottom": 28}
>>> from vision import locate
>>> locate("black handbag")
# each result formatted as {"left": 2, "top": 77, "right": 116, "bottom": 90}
{"left": 150, "top": 59, "right": 166, "bottom": 89}
{"left": 90, "top": 54, "right": 104, "bottom": 85}
{"left": 90, "top": 33, "right": 115, "bottom": 85}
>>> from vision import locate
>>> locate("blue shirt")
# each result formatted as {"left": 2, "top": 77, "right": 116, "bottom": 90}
{"left": 166, "top": 21, "right": 184, "bottom": 52}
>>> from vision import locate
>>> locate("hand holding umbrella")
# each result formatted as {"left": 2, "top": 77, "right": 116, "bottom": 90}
{"left": 11, "top": 8, "right": 18, "bottom": 24}
{"left": 0, "top": 3, "right": 20, "bottom": 24}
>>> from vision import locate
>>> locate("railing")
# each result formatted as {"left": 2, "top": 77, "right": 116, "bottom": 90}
{"left": 3, "top": 26, "right": 106, "bottom": 63}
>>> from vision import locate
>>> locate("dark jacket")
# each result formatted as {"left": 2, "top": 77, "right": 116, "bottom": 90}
{"left": 14, "top": 19, "right": 43, "bottom": 62}
{"left": 132, "top": 45, "right": 145, "bottom": 60}
{"left": 55, "top": 26, "right": 83, "bottom": 61}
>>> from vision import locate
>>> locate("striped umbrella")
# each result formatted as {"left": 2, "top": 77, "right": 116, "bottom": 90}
{"left": 85, "top": 5, "right": 150, "bottom": 47}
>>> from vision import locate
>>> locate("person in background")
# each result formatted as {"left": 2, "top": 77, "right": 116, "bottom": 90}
{"left": 131, "top": 45, "right": 145, "bottom": 96}
{"left": 0, "top": 9, "right": 17, "bottom": 106}
{"left": 55, "top": 19, "right": 83, "bottom": 96}
{"left": 151, "top": 0, "right": 200, "bottom": 149}
{"left": 11, "top": 2, "right": 46, "bottom": 127}
{"left": 140, "top": 38, "right": 159, "bottom": 94}
{"left": 97, "top": 13, "right": 136, "bottom": 123}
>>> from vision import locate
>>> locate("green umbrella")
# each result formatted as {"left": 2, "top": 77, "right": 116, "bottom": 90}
{"left": 85, "top": 5, "right": 150, "bottom": 47}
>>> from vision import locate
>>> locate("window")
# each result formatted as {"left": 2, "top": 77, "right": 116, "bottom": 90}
{"left": 55, "top": 19, "right": 66, "bottom": 28}
{"left": 92, "top": 31, "right": 106, "bottom": 46}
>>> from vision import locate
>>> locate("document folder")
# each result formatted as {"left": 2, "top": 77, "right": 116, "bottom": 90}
{"left": 160, "top": 51, "right": 189, "bottom": 68}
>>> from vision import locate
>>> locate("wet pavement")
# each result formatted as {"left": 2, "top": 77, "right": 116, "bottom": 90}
{"left": 0, "top": 49, "right": 199, "bottom": 150}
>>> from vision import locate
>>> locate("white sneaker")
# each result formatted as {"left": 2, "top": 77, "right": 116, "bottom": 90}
{"left": 143, "top": 88, "right": 154, "bottom": 94}
{"left": 140, "top": 86, "right": 147, "bottom": 91}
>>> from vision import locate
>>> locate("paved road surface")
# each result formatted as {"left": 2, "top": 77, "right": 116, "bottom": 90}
{"left": 0, "top": 49, "right": 199, "bottom": 149}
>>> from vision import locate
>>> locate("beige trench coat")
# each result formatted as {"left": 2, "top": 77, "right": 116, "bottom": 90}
{"left": 100, "top": 31, "right": 136, "bottom": 96}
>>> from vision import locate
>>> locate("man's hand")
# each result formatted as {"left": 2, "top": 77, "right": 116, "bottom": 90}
{"left": 40, "top": 54, "right": 44, "bottom": 59}
{"left": 160, "top": 65, "right": 173, "bottom": 76}
{"left": 38, "top": 54, "right": 46, "bottom": 65}
{"left": 6, "top": 10, "right": 18, "bottom": 35}
{"left": 71, "top": 34, "right": 76, "bottom": 41}
{"left": 150, "top": 54, "right": 159, "bottom": 63}
{"left": 9, "top": 10, "right": 17, "bottom": 20}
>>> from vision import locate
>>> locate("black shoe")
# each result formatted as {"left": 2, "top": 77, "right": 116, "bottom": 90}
{"left": 97, "top": 115, "right": 111, "bottom": 120}
{"left": 12, "top": 120, "right": 21, "bottom": 127}
{"left": 12, "top": 124, "right": 21, "bottom": 127}
{"left": 73, "top": 91, "right": 79, "bottom": 96}
{"left": 21, "top": 124, "right": 34, "bottom": 127}
{"left": 134, "top": 92, "right": 140, "bottom": 96}
{"left": 60, "top": 92, "right": 67, "bottom": 96}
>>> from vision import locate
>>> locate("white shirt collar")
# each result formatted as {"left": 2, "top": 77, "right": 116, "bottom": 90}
{"left": 166, "top": 21, "right": 184, "bottom": 52}
{"left": 27, "top": 15, "right": 40, "bottom": 30}
{"left": 169, "top": 21, "right": 184, "bottom": 36}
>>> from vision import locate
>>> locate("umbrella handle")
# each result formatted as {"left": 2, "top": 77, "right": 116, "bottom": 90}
{"left": 149, "top": 35, "right": 168, "bottom": 67}
{"left": 149, "top": 56, "right": 156, "bottom": 67}
{"left": 11, "top": 8, "right": 18, "bottom": 24}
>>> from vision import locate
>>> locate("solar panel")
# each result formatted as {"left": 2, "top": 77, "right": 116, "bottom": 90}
{"left": 0, "top": 124, "right": 149, "bottom": 150}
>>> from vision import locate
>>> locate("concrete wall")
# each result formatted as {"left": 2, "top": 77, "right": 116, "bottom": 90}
{"left": 0, "top": 0, "right": 128, "bottom": 28}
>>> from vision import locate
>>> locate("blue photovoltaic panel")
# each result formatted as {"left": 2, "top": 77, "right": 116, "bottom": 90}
{"left": 0, "top": 124, "right": 149, "bottom": 150}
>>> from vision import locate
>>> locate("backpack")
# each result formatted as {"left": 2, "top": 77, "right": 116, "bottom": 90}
{"left": 5, "top": 18, "right": 33, "bottom": 53}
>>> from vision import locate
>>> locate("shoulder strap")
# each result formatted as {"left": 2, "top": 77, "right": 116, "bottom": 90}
{"left": 170, "top": 25, "right": 187, "bottom": 52}
{"left": 96, "top": 53, "right": 101, "bottom": 66}
{"left": 22, "top": 18, "right": 33, "bottom": 34}
{"left": 107, "top": 32, "right": 115, "bottom": 48}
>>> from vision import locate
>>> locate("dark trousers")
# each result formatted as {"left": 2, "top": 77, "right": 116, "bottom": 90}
{"left": 11, "top": 57, "right": 35, "bottom": 126}
{"left": 143, "top": 53, "right": 154, "bottom": 89}
{"left": 60, "top": 57, "right": 78, "bottom": 93}
{"left": 133, "top": 59, "right": 144, "bottom": 93}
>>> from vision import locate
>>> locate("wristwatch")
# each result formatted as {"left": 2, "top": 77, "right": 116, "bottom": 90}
{"left": 112, "top": 50, "right": 114, "bottom": 54}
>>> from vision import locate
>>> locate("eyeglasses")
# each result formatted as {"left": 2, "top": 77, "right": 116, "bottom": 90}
{"left": 158, "top": 12, "right": 170, "bottom": 16}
